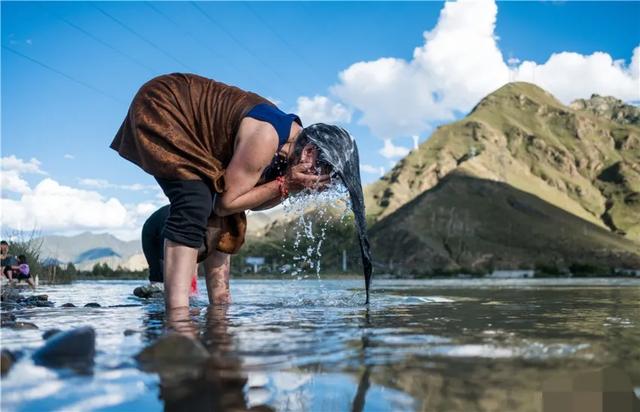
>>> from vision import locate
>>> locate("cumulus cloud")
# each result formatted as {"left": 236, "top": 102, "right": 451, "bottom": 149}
{"left": 1, "top": 155, "right": 46, "bottom": 175}
{"left": 78, "top": 178, "right": 157, "bottom": 192}
{"left": 360, "top": 164, "right": 385, "bottom": 176}
{"left": 1, "top": 155, "right": 47, "bottom": 195}
{"left": 2, "top": 178, "right": 130, "bottom": 232}
{"left": 295, "top": 95, "right": 352, "bottom": 124}
{"left": 331, "top": 0, "right": 639, "bottom": 141}
{"left": 379, "top": 139, "right": 411, "bottom": 159}
{"left": 1, "top": 156, "right": 163, "bottom": 239}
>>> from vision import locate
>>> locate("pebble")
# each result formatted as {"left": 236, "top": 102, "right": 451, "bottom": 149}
{"left": 61, "top": 303, "right": 76, "bottom": 308}
{"left": 84, "top": 303, "right": 101, "bottom": 308}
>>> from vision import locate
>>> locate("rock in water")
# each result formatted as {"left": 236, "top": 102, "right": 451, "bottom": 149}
{"left": 1, "top": 288, "right": 22, "bottom": 303}
{"left": 42, "top": 329, "right": 62, "bottom": 340}
{"left": 61, "top": 303, "right": 76, "bottom": 308}
{"left": 133, "top": 284, "right": 164, "bottom": 299}
{"left": 32, "top": 326, "right": 96, "bottom": 367}
{"left": 1, "top": 349, "right": 16, "bottom": 376}
{"left": 11, "top": 322, "right": 38, "bottom": 330}
{"left": 84, "top": 302, "right": 101, "bottom": 308}
{"left": 1, "top": 312, "right": 16, "bottom": 327}
{"left": 136, "top": 333, "right": 209, "bottom": 372}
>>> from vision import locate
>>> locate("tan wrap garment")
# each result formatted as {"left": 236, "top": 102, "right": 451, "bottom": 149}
{"left": 110, "top": 73, "right": 271, "bottom": 258}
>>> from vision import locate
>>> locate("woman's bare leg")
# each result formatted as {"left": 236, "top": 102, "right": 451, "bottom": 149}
{"left": 203, "top": 251, "right": 231, "bottom": 305}
{"left": 164, "top": 239, "right": 198, "bottom": 309}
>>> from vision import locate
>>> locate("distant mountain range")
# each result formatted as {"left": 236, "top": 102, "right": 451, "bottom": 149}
{"left": 38, "top": 232, "right": 146, "bottom": 271}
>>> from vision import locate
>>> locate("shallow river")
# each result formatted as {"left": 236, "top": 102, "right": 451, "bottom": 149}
{"left": 1, "top": 278, "right": 639, "bottom": 411}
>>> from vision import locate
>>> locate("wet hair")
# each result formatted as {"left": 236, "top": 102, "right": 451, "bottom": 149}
{"left": 17, "top": 255, "right": 27, "bottom": 264}
{"left": 0, "top": 240, "right": 8, "bottom": 246}
{"left": 290, "top": 123, "right": 353, "bottom": 175}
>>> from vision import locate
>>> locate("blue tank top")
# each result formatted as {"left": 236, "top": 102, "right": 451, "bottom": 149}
{"left": 245, "top": 103, "right": 302, "bottom": 149}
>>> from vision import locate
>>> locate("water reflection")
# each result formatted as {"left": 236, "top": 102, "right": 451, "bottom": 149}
{"left": 1, "top": 279, "right": 639, "bottom": 412}
{"left": 154, "top": 305, "right": 272, "bottom": 412}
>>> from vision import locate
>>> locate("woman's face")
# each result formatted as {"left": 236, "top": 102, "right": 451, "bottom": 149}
{"left": 300, "top": 144, "right": 331, "bottom": 175}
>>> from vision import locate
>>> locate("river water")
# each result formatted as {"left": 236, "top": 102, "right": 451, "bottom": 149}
{"left": 1, "top": 278, "right": 639, "bottom": 411}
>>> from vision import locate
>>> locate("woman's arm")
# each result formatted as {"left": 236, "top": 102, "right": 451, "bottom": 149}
{"left": 215, "top": 121, "right": 330, "bottom": 217}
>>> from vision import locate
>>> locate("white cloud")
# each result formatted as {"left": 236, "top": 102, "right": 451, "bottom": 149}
{"left": 1, "top": 155, "right": 46, "bottom": 175}
{"left": 2, "top": 178, "right": 130, "bottom": 232}
{"left": 511, "top": 49, "right": 640, "bottom": 103}
{"left": 1, "top": 170, "right": 31, "bottom": 195}
{"left": 78, "top": 178, "right": 157, "bottom": 192}
{"left": 379, "top": 139, "right": 410, "bottom": 159}
{"left": 360, "top": 164, "right": 385, "bottom": 176}
{"left": 331, "top": 0, "right": 639, "bottom": 140}
{"left": 1, "top": 156, "right": 164, "bottom": 240}
{"left": 64, "top": 154, "right": 75, "bottom": 160}
{"left": 1, "top": 155, "right": 47, "bottom": 195}
{"left": 295, "top": 95, "right": 352, "bottom": 124}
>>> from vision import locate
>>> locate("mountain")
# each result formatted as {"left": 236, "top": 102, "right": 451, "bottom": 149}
{"left": 363, "top": 82, "right": 640, "bottom": 273}
{"left": 38, "top": 232, "right": 145, "bottom": 271}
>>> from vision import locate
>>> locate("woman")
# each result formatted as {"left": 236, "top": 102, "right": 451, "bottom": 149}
{"left": 111, "top": 73, "right": 334, "bottom": 309}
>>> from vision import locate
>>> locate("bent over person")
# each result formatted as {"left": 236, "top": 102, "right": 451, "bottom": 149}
{"left": 111, "top": 73, "right": 337, "bottom": 309}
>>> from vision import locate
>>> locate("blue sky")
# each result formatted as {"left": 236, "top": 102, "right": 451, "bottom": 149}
{"left": 2, "top": 1, "right": 639, "bottom": 239}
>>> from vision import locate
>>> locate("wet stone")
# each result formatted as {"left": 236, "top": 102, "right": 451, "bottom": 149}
{"left": 1, "top": 349, "right": 16, "bottom": 376}
{"left": 1, "top": 312, "right": 16, "bottom": 325}
{"left": 84, "top": 303, "right": 101, "bottom": 308}
{"left": 123, "top": 329, "right": 139, "bottom": 336}
{"left": 11, "top": 322, "right": 38, "bottom": 330}
{"left": 42, "top": 329, "right": 62, "bottom": 340}
{"left": 32, "top": 326, "right": 96, "bottom": 367}
{"left": 136, "top": 333, "right": 209, "bottom": 372}
{"left": 61, "top": 303, "right": 76, "bottom": 308}
{"left": 1, "top": 288, "right": 22, "bottom": 302}
{"left": 133, "top": 285, "right": 164, "bottom": 299}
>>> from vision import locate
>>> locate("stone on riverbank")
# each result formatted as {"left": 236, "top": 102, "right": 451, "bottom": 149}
{"left": 32, "top": 326, "right": 96, "bottom": 367}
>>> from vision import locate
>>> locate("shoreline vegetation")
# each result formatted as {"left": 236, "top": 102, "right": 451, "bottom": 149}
{"left": 4, "top": 231, "right": 639, "bottom": 286}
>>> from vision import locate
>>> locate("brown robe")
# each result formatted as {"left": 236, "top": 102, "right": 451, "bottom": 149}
{"left": 110, "top": 73, "right": 271, "bottom": 257}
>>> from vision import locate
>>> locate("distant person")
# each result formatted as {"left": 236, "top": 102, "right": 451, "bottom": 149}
{"left": 111, "top": 73, "right": 341, "bottom": 309}
{"left": 6, "top": 255, "right": 35, "bottom": 289}
{"left": 139, "top": 205, "right": 198, "bottom": 298}
{"left": 1, "top": 240, "right": 18, "bottom": 282}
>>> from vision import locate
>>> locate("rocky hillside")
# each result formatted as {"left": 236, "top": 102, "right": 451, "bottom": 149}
{"left": 363, "top": 82, "right": 640, "bottom": 273}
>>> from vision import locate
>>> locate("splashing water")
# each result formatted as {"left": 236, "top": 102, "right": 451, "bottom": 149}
{"left": 281, "top": 182, "right": 351, "bottom": 281}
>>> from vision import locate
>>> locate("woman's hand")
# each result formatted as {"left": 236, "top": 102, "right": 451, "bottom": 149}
{"left": 286, "top": 162, "right": 331, "bottom": 194}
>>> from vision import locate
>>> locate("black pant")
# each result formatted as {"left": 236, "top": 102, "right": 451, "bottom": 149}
{"left": 155, "top": 178, "right": 214, "bottom": 248}
{"left": 141, "top": 205, "right": 170, "bottom": 283}
{"left": 145, "top": 179, "right": 214, "bottom": 282}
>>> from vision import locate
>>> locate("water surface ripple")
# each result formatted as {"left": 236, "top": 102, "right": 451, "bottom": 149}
{"left": 1, "top": 278, "right": 639, "bottom": 411}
